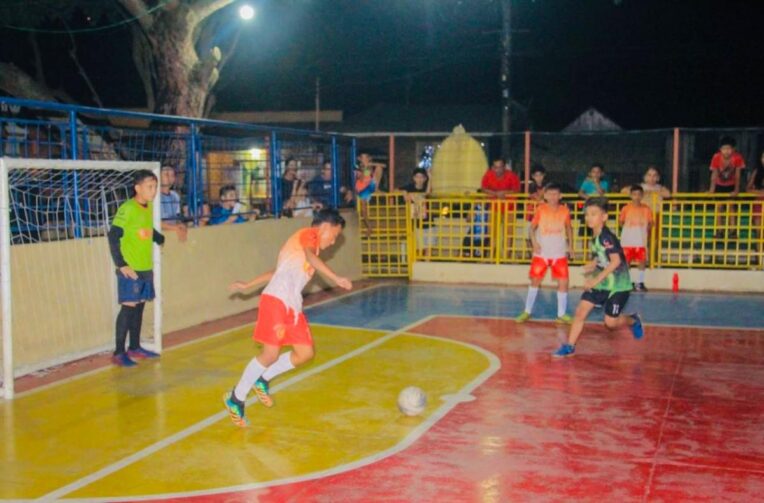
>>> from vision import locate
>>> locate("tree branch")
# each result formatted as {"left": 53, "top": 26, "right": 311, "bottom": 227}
{"left": 27, "top": 32, "right": 46, "bottom": 87}
{"left": 130, "top": 24, "right": 157, "bottom": 110}
{"left": 64, "top": 23, "right": 105, "bottom": 108}
{"left": 117, "top": 0, "right": 154, "bottom": 32}
{"left": 0, "top": 63, "right": 62, "bottom": 101}
{"left": 191, "top": 0, "right": 235, "bottom": 23}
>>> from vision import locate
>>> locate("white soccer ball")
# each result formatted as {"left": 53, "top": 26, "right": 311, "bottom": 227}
{"left": 397, "top": 386, "right": 427, "bottom": 416}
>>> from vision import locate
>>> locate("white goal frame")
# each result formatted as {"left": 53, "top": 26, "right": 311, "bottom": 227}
{"left": 0, "top": 158, "right": 162, "bottom": 399}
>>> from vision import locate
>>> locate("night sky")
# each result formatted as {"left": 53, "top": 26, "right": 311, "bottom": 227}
{"left": 1, "top": 0, "right": 762, "bottom": 130}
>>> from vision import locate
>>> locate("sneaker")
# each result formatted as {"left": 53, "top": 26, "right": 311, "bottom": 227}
{"left": 111, "top": 353, "right": 137, "bottom": 367}
{"left": 223, "top": 391, "right": 249, "bottom": 427}
{"left": 555, "top": 314, "right": 572, "bottom": 324}
{"left": 127, "top": 347, "right": 160, "bottom": 359}
{"left": 515, "top": 311, "right": 531, "bottom": 323}
{"left": 253, "top": 377, "right": 273, "bottom": 408}
{"left": 631, "top": 313, "right": 644, "bottom": 340}
{"left": 636, "top": 283, "right": 648, "bottom": 292}
{"left": 552, "top": 343, "right": 576, "bottom": 358}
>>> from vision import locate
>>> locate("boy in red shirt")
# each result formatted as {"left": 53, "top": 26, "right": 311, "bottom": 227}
{"left": 516, "top": 183, "right": 574, "bottom": 323}
{"left": 619, "top": 185, "right": 653, "bottom": 291}
{"left": 223, "top": 209, "right": 352, "bottom": 427}
{"left": 709, "top": 136, "right": 746, "bottom": 238}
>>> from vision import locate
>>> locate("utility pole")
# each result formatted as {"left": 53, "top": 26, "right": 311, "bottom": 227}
{"left": 500, "top": 0, "right": 512, "bottom": 159}
{"left": 315, "top": 76, "right": 320, "bottom": 131}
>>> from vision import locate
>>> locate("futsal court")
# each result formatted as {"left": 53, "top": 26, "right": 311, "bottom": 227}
{"left": 1, "top": 281, "right": 762, "bottom": 502}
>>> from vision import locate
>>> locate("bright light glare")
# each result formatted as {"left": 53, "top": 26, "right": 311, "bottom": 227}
{"left": 239, "top": 5, "right": 255, "bottom": 20}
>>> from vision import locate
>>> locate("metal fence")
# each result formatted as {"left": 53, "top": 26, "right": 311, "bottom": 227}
{"left": 357, "top": 128, "right": 764, "bottom": 194}
{"left": 360, "top": 191, "right": 764, "bottom": 278}
{"left": 0, "top": 97, "right": 355, "bottom": 241}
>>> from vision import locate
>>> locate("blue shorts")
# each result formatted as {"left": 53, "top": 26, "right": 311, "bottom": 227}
{"left": 117, "top": 270, "right": 155, "bottom": 304}
{"left": 358, "top": 181, "right": 377, "bottom": 201}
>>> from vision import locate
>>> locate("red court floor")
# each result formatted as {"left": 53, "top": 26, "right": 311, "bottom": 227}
{"left": 150, "top": 315, "right": 764, "bottom": 502}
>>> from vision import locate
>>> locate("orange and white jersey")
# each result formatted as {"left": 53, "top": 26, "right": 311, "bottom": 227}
{"left": 262, "top": 227, "right": 320, "bottom": 315}
{"left": 531, "top": 203, "right": 571, "bottom": 259}
{"left": 619, "top": 204, "right": 653, "bottom": 247}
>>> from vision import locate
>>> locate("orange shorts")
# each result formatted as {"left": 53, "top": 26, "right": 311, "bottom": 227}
{"left": 253, "top": 294, "right": 313, "bottom": 347}
{"left": 623, "top": 247, "right": 647, "bottom": 264}
{"left": 529, "top": 256, "right": 569, "bottom": 280}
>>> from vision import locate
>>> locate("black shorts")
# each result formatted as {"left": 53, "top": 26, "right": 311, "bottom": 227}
{"left": 715, "top": 184, "right": 736, "bottom": 194}
{"left": 116, "top": 270, "right": 155, "bottom": 304}
{"left": 581, "top": 290, "right": 630, "bottom": 317}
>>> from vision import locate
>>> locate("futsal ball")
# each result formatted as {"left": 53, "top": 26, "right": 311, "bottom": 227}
{"left": 397, "top": 386, "right": 427, "bottom": 416}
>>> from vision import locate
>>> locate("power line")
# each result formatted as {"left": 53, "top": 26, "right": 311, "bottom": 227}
{"left": 0, "top": 0, "right": 171, "bottom": 34}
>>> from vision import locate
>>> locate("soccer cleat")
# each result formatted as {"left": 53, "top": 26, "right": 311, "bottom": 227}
{"left": 631, "top": 313, "right": 644, "bottom": 340}
{"left": 552, "top": 343, "right": 576, "bottom": 358}
{"left": 223, "top": 391, "right": 249, "bottom": 427}
{"left": 111, "top": 353, "right": 137, "bottom": 367}
{"left": 555, "top": 314, "right": 572, "bottom": 324}
{"left": 253, "top": 377, "right": 273, "bottom": 408}
{"left": 515, "top": 311, "right": 531, "bottom": 323}
{"left": 127, "top": 347, "right": 160, "bottom": 359}
{"left": 636, "top": 283, "right": 648, "bottom": 292}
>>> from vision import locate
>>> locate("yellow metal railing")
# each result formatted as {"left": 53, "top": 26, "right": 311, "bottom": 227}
{"left": 360, "top": 192, "right": 764, "bottom": 277}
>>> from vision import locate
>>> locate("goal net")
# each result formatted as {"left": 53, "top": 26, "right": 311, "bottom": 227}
{"left": 0, "top": 158, "right": 162, "bottom": 399}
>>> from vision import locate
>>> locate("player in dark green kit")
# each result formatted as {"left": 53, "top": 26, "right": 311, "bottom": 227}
{"left": 553, "top": 197, "right": 643, "bottom": 358}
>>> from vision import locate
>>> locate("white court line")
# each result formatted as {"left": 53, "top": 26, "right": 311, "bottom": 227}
{"left": 35, "top": 315, "right": 439, "bottom": 502}
{"left": 11, "top": 282, "right": 388, "bottom": 400}
{"left": 42, "top": 317, "right": 501, "bottom": 502}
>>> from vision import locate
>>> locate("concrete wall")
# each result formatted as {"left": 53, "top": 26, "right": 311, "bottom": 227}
{"left": 412, "top": 261, "right": 764, "bottom": 293}
{"left": 3, "top": 211, "right": 361, "bottom": 375}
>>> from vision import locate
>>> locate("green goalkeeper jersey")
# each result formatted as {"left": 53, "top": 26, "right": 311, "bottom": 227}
{"left": 112, "top": 199, "right": 154, "bottom": 271}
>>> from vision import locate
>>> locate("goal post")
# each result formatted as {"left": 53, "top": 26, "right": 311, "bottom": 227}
{"left": 0, "top": 158, "right": 162, "bottom": 400}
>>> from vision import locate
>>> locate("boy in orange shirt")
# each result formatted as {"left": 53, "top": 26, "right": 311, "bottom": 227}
{"left": 223, "top": 209, "right": 352, "bottom": 427}
{"left": 516, "top": 183, "right": 574, "bottom": 323}
{"left": 619, "top": 185, "right": 653, "bottom": 291}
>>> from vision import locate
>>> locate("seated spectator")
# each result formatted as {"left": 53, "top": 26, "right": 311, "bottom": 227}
{"left": 308, "top": 160, "right": 353, "bottom": 209}
{"left": 209, "top": 185, "right": 251, "bottom": 225}
{"left": 291, "top": 180, "right": 315, "bottom": 218}
{"left": 281, "top": 157, "right": 301, "bottom": 217}
{"left": 709, "top": 136, "right": 745, "bottom": 239}
{"left": 159, "top": 165, "right": 187, "bottom": 242}
{"left": 578, "top": 163, "right": 609, "bottom": 199}
{"left": 480, "top": 158, "right": 520, "bottom": 198}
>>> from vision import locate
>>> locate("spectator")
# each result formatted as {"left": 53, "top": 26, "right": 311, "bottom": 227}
{"left": 578, "top": 163, "right": 609, "bottom": 199}
{"left": 622, "top": 166, "right": 671, "bottom": 214}
{"left": 209, "top": 185, "right": 250, "bottom": 225}
{"left": 400, "top": 168, "right": 435, "bottom": 257}
{"left": 307, "top": 160, "right": 353, "bottom": 209}
{"left": 709, "top": 136, "right": 745, "bottom": 238}
{"left": 281, "top": 157, "right": 301, "bottom": 217}
{"left": 182, "top": 200, "right": 210, "bottom": 226}
{"left": 480, "top": 158, "right": 520, "bottom": 197}
{"left": 159, "top": 165, "right": 187, "bottom": 242}
{"left": 746, "top": 151, "right": 764, "bottom": 246}
{"left": 354, "top": 151, "right": 385, "bottom": 237}
{"left": 291, "top": 180, "right": 315, "bottom": 218}
{"left": 528, "top": 165, "right": 548, "bottom": 202}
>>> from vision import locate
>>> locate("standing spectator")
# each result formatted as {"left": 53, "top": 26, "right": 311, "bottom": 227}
{"left": 159, "top": 165, "right": 187, "bottom": 242}
{"left": 578, "top": 163, "right": 610, "bottom": 199}
{"left": 709, "top": 136, "right": 745, "bottom": 238}
{"left": 354, "top": 151, "right": 385, "bottom": 237}
{"left": 281, "top": 157, "right": 301, "bottom": 217}
{"left": 746, "top": 151, "right": 764, "bottom": 247}
{"left": 209, "top": 185, "right": 250, "bottom": 225}
{"left": 400, "top": 168, "right": 435, "bottom": 258}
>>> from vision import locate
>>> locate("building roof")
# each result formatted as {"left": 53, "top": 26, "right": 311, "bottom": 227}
{"left": 563, "top": 107, "right": 622, "bottom": 132}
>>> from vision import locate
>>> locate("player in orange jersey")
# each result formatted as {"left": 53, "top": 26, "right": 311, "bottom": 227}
{"left": 619, "top": 185, "right": 654, "bottom": 291}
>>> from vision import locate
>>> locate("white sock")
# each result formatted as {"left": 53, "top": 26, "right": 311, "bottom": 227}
{"left": 234, "top": 357, "right": 266, "bottom": 402}
{"left": 525, "top": 287, "right": 539, "bottom": 314}
{"left": 261, "top": 351, "right": 295, "bottom": 382}
{"left": 638, "top": 269, "right": 645, "bottom": 284}
{"left": 557, "top": 292, "right": 568, "bottom": 317}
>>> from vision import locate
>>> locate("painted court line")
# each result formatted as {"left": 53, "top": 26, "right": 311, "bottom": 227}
{"left": 35, "top": 315, "right": 436, "bottom": 502}
{"left": 12, "top": 283, "right": 386, "bottom": 400}
{"left": 54, "top": 318, "right": 502, "bottom": 502}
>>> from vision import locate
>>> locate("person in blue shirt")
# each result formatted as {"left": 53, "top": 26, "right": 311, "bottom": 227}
{"left": 578, "top": 163, "right": 610, "bottom": 199}
{"left": 209, "top": 185, "right": 250, "bottom": 225}
{"left": 307, "top": 161, "right": 353, "bottom": 209}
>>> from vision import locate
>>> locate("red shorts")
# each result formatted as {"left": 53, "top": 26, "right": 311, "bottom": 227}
{"left": 623, "top": 247, "right": 647, "bottom": 264}
{"left": 529, "top": 256, "right": 569, "bottom": 280}
{"left": 253, "top": 294, "right": 313, "bottom": 347}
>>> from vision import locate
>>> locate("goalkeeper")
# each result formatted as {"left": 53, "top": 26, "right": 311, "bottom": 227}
{"left": 107, "top": 170, "right": 164, "bottom": 367}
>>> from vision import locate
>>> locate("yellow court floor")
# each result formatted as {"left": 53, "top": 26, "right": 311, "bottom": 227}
{"left": 0, "top": 321, "right": 496, "bottom": 501}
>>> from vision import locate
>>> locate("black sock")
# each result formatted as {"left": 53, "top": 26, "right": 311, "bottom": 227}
{"left": 128, "top": 303, "right": 146, "bottom": 351}
{"left": 115, "top": 305, "right": 137, "bottom": 355}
